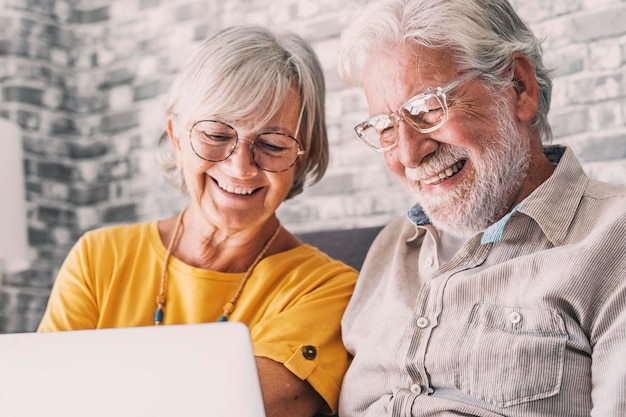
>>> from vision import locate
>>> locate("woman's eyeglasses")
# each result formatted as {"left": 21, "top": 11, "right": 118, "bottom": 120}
{"left": 187, "top": 120, "right": 305, "bottom": 172}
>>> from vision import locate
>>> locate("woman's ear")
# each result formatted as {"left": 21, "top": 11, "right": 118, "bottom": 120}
{"left": 166, "top": 115, "right": 183, "bottom": 151}
{"left": 510, "top": 52, "right": 540, "bottom": 123}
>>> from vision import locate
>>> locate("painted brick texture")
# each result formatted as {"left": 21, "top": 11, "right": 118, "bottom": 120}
{"left": 0, "top": 0, "right": 625, "bottom": 332}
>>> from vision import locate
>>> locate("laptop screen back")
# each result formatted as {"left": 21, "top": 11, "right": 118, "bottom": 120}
{"left": 0, "top": 322, "right": 266, "bottom": 417}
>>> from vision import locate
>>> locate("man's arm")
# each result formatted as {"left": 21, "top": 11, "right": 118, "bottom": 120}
{"left": 590, "top": 276, "right": 626, "bottom": 415}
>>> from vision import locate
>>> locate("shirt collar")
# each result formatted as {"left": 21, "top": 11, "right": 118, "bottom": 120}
{"left": 406, "top": 145, "right": 586, "bottom": 246}
{"left": 517, "top": 145, "right": 588, "bottom": 245}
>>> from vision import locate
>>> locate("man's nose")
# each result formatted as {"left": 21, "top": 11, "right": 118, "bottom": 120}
{"left": 395, "top": 121, "right": 437, "bottom": 168}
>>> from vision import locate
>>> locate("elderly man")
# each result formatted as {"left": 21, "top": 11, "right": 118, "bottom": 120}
{"left": 337, "top": 0, "right": 626, "bottom": 416}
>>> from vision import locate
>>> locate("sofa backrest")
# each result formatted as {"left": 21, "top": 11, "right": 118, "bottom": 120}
{"left": 297, "top": 225, "right": 384, "bottom": 270}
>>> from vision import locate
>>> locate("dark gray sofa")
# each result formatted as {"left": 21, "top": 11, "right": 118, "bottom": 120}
{"left": 297, "top": 225, "right": 384, "bottom": 270}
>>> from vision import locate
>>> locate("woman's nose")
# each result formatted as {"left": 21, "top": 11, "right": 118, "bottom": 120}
{"left": 227, "top": 137, "right": 260, "bottom": 175}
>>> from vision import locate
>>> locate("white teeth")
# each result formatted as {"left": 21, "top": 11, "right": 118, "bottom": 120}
{"left": 217, "top": 181, "right": 254, "bottom": 195}
{"left": 422, "top": 161, "right": 465, "bottom": 185}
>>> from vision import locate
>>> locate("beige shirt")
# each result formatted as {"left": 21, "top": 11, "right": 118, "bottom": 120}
{"left": 339, "top": 146, "right": 626, "bottom": 417}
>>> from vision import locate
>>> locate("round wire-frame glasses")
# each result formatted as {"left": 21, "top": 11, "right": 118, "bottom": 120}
{"left": 187, "top": 120, "right": 305, "bottom": 173}
{"left": 354, "top": 71, "right": 478, "bottom": 152}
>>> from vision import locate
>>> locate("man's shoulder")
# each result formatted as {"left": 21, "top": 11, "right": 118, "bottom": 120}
{"left": 585, "top": 178, "right": 626, "bottom": 202}
{"left": 375, "top": 215, "right": 419, "bottom": 242}
{"left": 363, "top": 215, "right": 419, "bottom": 262}
{"left": 581, "top": 179, "right": 626, "bottom": 229}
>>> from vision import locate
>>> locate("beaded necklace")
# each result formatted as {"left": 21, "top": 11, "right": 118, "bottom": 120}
{"left": 154, "top": 209, "right": 281, "bottom": 325}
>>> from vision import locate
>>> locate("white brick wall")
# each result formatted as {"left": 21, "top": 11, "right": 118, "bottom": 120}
{"left": 1, "top": 0, "right": 625, "bottom": 332}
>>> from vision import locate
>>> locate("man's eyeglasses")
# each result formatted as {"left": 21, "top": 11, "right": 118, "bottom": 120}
{"left": 354, "top": 71, "right": 478, "bottom": 152}
{"left": 186, "top": 120, "right": 305, "bottom": 173}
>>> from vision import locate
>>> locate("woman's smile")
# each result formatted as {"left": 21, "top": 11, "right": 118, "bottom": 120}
{"left": 213, "top": 177, "right": 260, "bottom": 195}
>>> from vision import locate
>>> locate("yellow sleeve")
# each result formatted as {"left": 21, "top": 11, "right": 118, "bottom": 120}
{"left": 37, "top": 233, "right": 100, "bottom": 331}
{"left": 246, "top": 247, "right": 357, "bottom": 415}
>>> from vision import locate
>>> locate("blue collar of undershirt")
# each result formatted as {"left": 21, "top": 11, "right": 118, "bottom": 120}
{"left": 406, "top": 203, "right": 522, "bottom": 245}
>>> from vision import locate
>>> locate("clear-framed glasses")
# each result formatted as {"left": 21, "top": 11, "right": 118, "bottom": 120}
{"left": 354, "top": 71, "right": 479, "bottom": 152}
{"left": 186, "top": 120, "right": 305, "bottom": 173}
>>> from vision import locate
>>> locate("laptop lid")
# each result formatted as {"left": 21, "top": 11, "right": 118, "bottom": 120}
{"left": 0, "top": 322, "right": 266, "bottom": 417}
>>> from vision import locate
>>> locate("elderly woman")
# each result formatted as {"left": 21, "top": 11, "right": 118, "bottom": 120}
{"left": 38, "top": 25, "right": 357, "bottom": 417}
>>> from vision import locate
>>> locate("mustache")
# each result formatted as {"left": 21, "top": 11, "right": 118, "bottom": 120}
{"left": 405, "top": 145, "right": 470, "bottom": 182}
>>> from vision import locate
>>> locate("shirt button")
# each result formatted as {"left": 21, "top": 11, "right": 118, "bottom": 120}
{"left": 302, "top": 345, "right": 317, "bottom": 360}
{"left": 416, "top": 317, "right": 429, "bottom": 328}
{"left": 409, "top": 384, "right": 422, "bottom": 394}
{"left": 425, "top": 256, "right": 435, "bottom": 267}
{"left": 509, "top": 311, "right": 521, "bottom": 324}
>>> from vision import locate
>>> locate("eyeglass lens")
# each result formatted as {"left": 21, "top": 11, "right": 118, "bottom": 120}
{"left": 189, "top": 120, "right": 301, "bottom": 172}
{"left": 359, "top": 92, "right": 447, "bottom": 150}
{"left": 401, "top": 93, "right": 446, "bottom": 131}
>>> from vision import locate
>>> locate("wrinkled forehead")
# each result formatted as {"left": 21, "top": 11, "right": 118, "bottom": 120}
{"left": 362, "top": 44, "right": 460, "bottom": 111}
{"left": 187, "top": 91, "right": 303, "bottom": 141}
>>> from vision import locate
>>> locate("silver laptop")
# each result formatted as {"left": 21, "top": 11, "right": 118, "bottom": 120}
{"left": 0, "top": 322, "right": 266, "bottom": 417}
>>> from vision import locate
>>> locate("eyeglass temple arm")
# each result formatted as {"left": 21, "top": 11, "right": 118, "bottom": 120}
{"left": 441, "top": 71, "right": 480, "bottom": 94}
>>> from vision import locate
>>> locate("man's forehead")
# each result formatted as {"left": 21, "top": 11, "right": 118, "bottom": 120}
{"left": 362, "top": 44, "right": 459, "bottom": 109}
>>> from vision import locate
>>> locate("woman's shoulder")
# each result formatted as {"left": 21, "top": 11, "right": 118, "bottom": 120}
{"left": 276, "top": 242, "right": 337, "bottom": 262}
{"left": 83, "top": 221, "right": 154, "bottom": 237}
{"left": 269, "top": 244, "right": 358, "bottom": 278}
{"left": 79, "top": 221, "right": 158, "bottom": 248}
{"left": 252, "top": 244, "right": 357, "bottom": 301}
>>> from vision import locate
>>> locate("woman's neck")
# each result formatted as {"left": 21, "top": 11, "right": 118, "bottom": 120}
{"left": 158, "top": 209, "right": 296, "bottom": 273}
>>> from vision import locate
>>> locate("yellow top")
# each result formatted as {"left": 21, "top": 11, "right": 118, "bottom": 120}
{"left": 38, "top": 222, "right": 357, "bottom": 414}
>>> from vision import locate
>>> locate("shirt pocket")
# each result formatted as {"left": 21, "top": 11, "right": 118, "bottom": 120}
{"left": 454, "top": 303, "right": 568, "bottom": 408}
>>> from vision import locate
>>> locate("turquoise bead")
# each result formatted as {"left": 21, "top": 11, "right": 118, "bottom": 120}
{"left": 154, "top": 309, "right": 164, "bottom": 323}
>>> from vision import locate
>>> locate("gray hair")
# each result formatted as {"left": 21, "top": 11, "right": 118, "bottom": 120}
{"left": 159, "top": 25, "right": 328, "bottom": 199}
{"left": 338, "top": 0, "right": 553, "bottom": 143}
